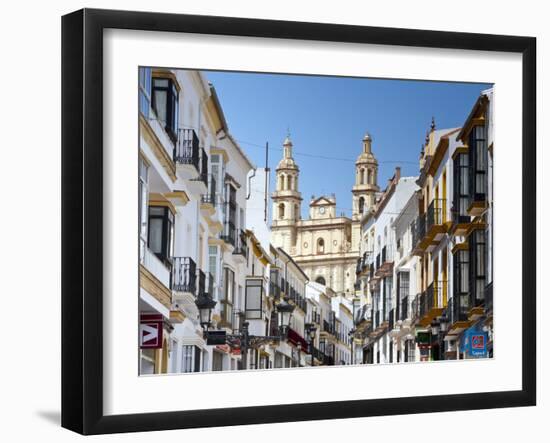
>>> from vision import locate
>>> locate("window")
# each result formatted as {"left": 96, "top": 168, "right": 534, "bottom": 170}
{"left": 223, "top": 183, "right": 237, "bottom": 245}
{"left": 170, "top": 339, "right": 178, "bottom": 373}
{"left": 360, "top": 168, "right": 365, "bottom": 184}
{"left": 181, "top": 345, "right": 201, "bottom": 373}
{"left": 453, "top": 152, "right": 470, "bottom": 223}
{"left": 211, "top": 154, "right": 225, "bottom": 205}
{"left": 223, "top": 268, "right": 235, "bottom": 324}
{"left": 147, "top": 206, "right": 174, "bottom": 265}
{"left": 278, "top": 203, "right": 285, "bottom": 219}
{"left": 245, "top": 279, "right": 263, "bottom": 319}
{"left": 367, "top": 169, "right": 373, "bottom": 184}
{"left": 397, "top": 271, "right": 410, "bottom": 320}
{"left": 294, "top": 204, "right": 299, "bottom": 221}
{"left": 140, "top": 349, "right": 155, "bottom": 375}
{"left": 139, "top": 158, "right": 149, "bottom": 262}
{"left": 358, "top": 197, "right": 365, "bottom": 214}
{"left": 469, "top": 229, "right": 486, "bottom": 307}
{"left": 208, "top": 246, "right": 218, "bottom": 298}
{"left": 212, "top": 351, "right": 224, "bottom": 371}
{"left": 453, "top": 249, "right": 470, "bottom": 322}
{"left": 151, "top": 77, "right": 178, "bottom": 140}
{"left": 404, "top": 339, "right": 416, "bottom": 363}
{"left": 239, "top": 207, "right": 245, "bottom": 233}
{"left": 274, "top": 351, "right": 284, "bottom": 369}
{"left": 139, "top": 67, "right": 152, "bottom": 118}
{"left": 469, "top": 124, "right": 488, "bottom": 202}
{"left": 317, "top": 238, "right": 325, "bottom": 254}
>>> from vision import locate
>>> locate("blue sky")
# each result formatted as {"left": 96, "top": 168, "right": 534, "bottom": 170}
{"left": 206, "top": 70, "right": 491, "bottom": 218}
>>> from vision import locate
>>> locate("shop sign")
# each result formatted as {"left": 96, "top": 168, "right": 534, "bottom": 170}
{"left": 460, "top": 328, "right": 488, "bottom": 358}
{"left": 140, "top": 313, "right": 163, "bottom": 349}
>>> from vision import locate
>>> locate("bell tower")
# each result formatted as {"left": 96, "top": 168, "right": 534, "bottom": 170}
{"left": 271, "top": 135, "right": 302, "bottom": 251}
{"left": 352, "top": 132, "right": 379, "bottom": 220}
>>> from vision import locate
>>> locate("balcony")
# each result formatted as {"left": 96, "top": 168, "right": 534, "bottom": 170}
{"left": 418, "top": 280, "right": 448, "bottom": 327}
{"left": 375, "top": 245, "right": 394, "bottom": 278}
{"left": 369, "top": 309, "right": 388, "bottom": 338}
{"left": 220, "top": 221, "right": 236, "bottom": 248}
{"left": 400, "top": 295, "right": 409, "bottom": 321}
{"left": 451, "top": 204, "right": 471, "bottom": 236}
{"left": 233, "top": 229, "right": 247, "bottom": 260}
{"left": 197, "top": 269, "right": 206, "bottom": 297}
{"left": 172, "top": 257, "right": 196, "bottom": 295}
{"left": 310, "top": 346, "right": 325, "bottom": 363}
{"left": 200, "top": 174, "right": 217, "bottom": 215}
{"left": 322, "top": 319, "right": 336, "bottom": 336}
{"left": 388, "top": 308, "right": 395, "bottom": 332}
{"left": 411, "top": 293, "right": 421, "bottom": 323}
{"left": 412, "top": 214, "right": 426, "bottom": 255}
{"left": 414, "top": 199, "right": 448, "bottom": 254}
{"left": 447, "top": 295, "right": 471, "bottom": 334}
{"left": 426, "top": 198, "right": 445, "bottom": 232}
{"left": 174, "top": 129, "right": 200, "bottom": 171}
{"left": 310, "top": 311, "right": 321, "bottom": 325}
{"left": 187, "top": 148, "right": 209, "bottom": 195}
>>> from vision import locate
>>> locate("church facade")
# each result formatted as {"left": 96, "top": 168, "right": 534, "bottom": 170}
{"left": 271, "top": 134, "right": 380, "bottom": 298}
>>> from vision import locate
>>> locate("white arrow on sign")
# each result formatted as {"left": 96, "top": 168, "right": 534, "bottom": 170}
{"left": 141, "top": 323, "right": 159, "bottom": 345}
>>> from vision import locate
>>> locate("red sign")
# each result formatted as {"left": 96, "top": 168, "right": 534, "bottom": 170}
{"left": 471, "top": 334, "right": 485, "bottom": 349}
{"left": 215, "top": 344, "right": 231, "bottom": 353}
{"left": 287, "top": 327, "right": 309, "bottom": 352}
{"left": 140, "top": 313, "right": 163, "bottom": 349}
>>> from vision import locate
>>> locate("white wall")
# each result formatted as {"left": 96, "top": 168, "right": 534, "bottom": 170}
{"left": 0, "top": 1, "right": 545, "bottom": 442}
{"left": 246, "top": 167, "right": 271, "bottom": 252}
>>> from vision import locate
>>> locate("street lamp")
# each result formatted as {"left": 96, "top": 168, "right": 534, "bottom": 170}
{"left": 430, "top": 318, "right": 440, "bottom": 336}
{"left": 276, "top": 297, "right": 295, "bottom": 337}
{"left": 304, "top": 322, "right": 317, "bottom": 366}
{"left": 195, "top": 295, "right": 217, "bottom": 330}
{"left": 439, "top": 313, "right": 449, "bottom": 334}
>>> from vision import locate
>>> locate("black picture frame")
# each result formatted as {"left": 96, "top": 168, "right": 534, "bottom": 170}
{"left": 61, "top": 8, "right": 537, "bottom": 435}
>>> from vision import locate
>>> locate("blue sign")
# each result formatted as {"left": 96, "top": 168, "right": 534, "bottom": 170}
{"left": 460, "top": 328, "right": 488, "bottom": 358}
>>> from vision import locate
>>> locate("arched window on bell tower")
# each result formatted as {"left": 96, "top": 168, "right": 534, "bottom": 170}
{"left": 317, "top": 238, "right": 325, "bottom": 254}
{"left": 360, "top": 169, "right": 365, "bottom": 184}
{"left": 278, "top": 203, "right": 285, "bottom": 219}
{"left": 359, "top": 197, "right": 365, "bottom": 214}
{"left": 279, "top": 174, "right": 285, "bottom": 190}
{"left": 367, "top": 169, "right": 372, "bottom": 185}
{"left": 294, "top": 204, "right": 299, "bottom": 221}
{"left": 288, "top": 175, "right": 293, "bottom": 191}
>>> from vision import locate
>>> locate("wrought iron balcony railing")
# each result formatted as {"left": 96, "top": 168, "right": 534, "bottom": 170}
{"left": 233, "top": 229, "right": 247, "bottom": 258}
{"left": 412, "top": 214, "right": 426, "bottom": 248}
{"left": 426, "top": 198, "right": 445, "bottom": 231}
{"left": 197, "top": 269, "right": 206, "bottom": 297}
{"left": 221, "top": 221, "right": 236, "bottom": 247}
{"left": 174, "top": 128, "right": 200, "bottom": 169}
{"left": 197, "top": 148, "right": 208, "bottom": 187}
{"left": 424, "top": 280, "right": 448, "bottom": 316}
{"left": 448, "top": 295, "right": 469, "bottom": 325}
{"left": 388, "top": 308, "right": 395, "bottom": 330}
{"left": 172, "top": 257, "right": 197, "bottom": 294}
{"left": 201, "top": 174, "right": 217, "bottom": 206}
